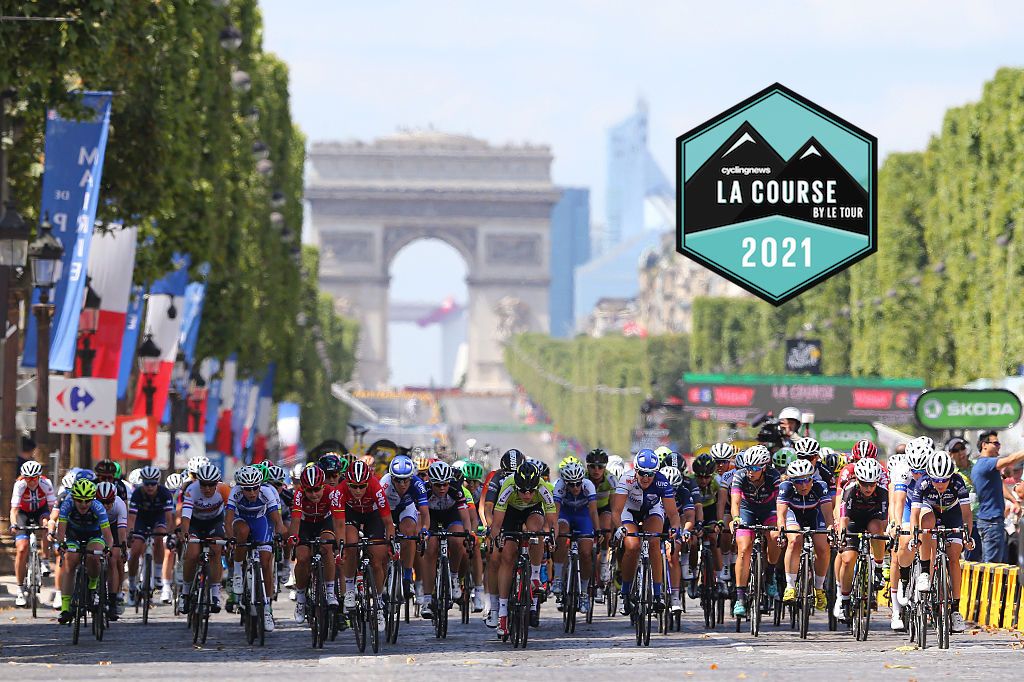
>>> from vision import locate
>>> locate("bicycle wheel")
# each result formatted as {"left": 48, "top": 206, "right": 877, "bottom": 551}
{"left": 460, "top": 574, "right": 471, "bottom": 625}
{"left": 254, "top": 564, "right": 266, "bottom": 647}
{"left": 353, "top": 596, "right": 367, "bottom": 652}
{"left": 199, "top": 569, "right": 212, "bottom": 645}
{"left": 434, "top": 560, "right": 449, "bottom": 639}
{"left": 518, "top": 574, "right": 531, "bottom": 649}
{"left": 72, "top": 564, "right": 87, "bottom": 645}
{"left": 749, "top": 550, "right": 762, "bottom": 637}
{"left": 852, "top": 559, "right": 865, "bottom": 641}
{"left": 142, "top": 553, "right": 152, "bottom": 625}
{"left": 798, "top": 554, "right": 811, "bottom": 640}
{"left": 936, "top": 558, "right": 949, "bottom": 650}
{"left": 30, "top": 553, "right": 40, "bottom": 619}
{"left": 93, "top": 564, "right": 106, "bottom": 642}
{"left": 825, "top": 547, "right": 838, "bottom": 631}
{"left": 384, "top": 561, "right": 400, "bottom": 644}
{"left": 641, "top": 559, "right": 653, "bottom": 647}
{"left": 915, "top": 591, "right": 927, "bottom": 650}
{"left": 567, "top": 557, "right": 579, "bottom": 634}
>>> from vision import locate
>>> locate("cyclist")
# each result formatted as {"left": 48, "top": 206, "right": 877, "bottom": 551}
{"left": 54, "top": 479, "right": 114, "bottom": 623}
{"left": 318, "top": 452, "right": 347, "bottom": 492}
{"left": 178, "top": 464, "right": 231, "bottom": 614}
{"left": 771, "top": 447, "right": 794, "bottom": 475}
{"left": 94, "top": 459, "right": 128, "bottom": 503}
{"left": 793, "top": 437, "right": 834, "bottom": 491}
{"left": 729, "top": 444, "right": 782, "bottom": 617}
{"left": 489, "top": 460, "right": 557, "bottom": 637}
{"left": 552, "top": 460, "right": 601, "bottom": 613}
{"left": 288, "top": 465, "right": 344, "bottom": 623}
{"left": 225, "top": 465, "right": 286, "bottom": 633}
{"left": 95, "top": 481, "right": 127, "bottom": 621}
{"left": 659, "top": 465, "right": 698, "bottom": 605}
{"left": 461, "top": 459, "right": 488, "bottom": 612}
{"left": 10, "top": 461, "right": 55, "bottom": 607}
{"left": 338, "top": 459, "right": 395, "bottom": 633}
{"left": 584, "top": 448, "right": 617, "bottom": 601}
{"left": 889, "top": 438, "right": 931, "bottom": 628}
{"left": 837, "top": 439, "right": 889, "bottom": 491}
{"left": 125, "top": 465, "right": 175, "bottom": 605}
{"left": 420, "top": 461, "right": 474, "bottom": 619}
{"left": 264, "top": 464, "right": 292, "bottom": 588}
{"left": 908, "top": 450, "right": 973, "bottom": 633}
{"left": 414, "top": 452, "right": 433, "bottom": 484}
{"left": 481, "top": 448, "right": 525, "bottom": 626}
{"left": 834, "top": 458, "right": 887, "bottom": 620}
{"left": 380, "top": 454, "right": 430, "bottom": 600}
{"left": 611, "top": 449, "right": 684, "bottom": 615}
{"left": 711, "top": 442, "right": 737, "bottom": 488}
{"left": 776, "top": 458, "right": 834, "bottom": 610}
{"left": 691, "top": 453, "right": 729, "bottom": 595}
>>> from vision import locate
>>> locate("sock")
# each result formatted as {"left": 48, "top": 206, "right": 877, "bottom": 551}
{"left": 498, "top": 598, "right": 508, "bottom": 616}
{"left": 161, "top": 577, "right": 169, "bottom": 588}
{"left": 899, "top": 566, "right": 910, "bottom": 582}
{"left": 88, "top": 576, "right": 98, "bottom": 590}
{"left": 403, "top": 567, "right": 413, "bottom": 581}
{"left": 490, "top": 594, "right": 499, "bottom": 611}
{"left": 786, "top": 573, "right": 797, "bottom": 589}
{"left": 129, "top": 576, "right": 138, "bottom": 590}
{"left": 155, "top": 564, "right": 163, "bottom": 584}
{"left": 296, "top": 592, "right": 306, "bottom": 604}
{"left": 736, "top": 587, "right": 746, "bottom": 602}
{"left": 581, "top": 579, "right": 590, "bottom": 593}
{"left": 814, "top": 574, "right": 825, "bottom": 590}
{"left": 672, "top": 588, "right": 681, "bottom": 600}
{"left": 211, "top": 583, "right": 221, "bottom": 599}
{"left": 653, "top": 583, "right": 662, "bottom": 598}
{"left": 555, "top": 563, "right": 565, "bottom": 582}
{"left": 326, "top": 582, "right": 336, "bottom": 596}
{"left": 532, "top": 596, "right": 539, "bottom": 609}
{"left": 62, "top": 594, "right": 71, "bottom": 611}
{"left": 345, "top": 578, "right": 355, "bottom": 591}
{"left": 531, "top": 564, "right": 541, "bottom": 581}
{"left": 621, "top": 580, "right": 632, "bottom": 596}
{"left": 920, "top": 560, "right": 931, "bottom": 575}
{"left": 182, "top": 582, "right": 191, "bottom": 595}
{"left": 234, "top": 561, "right": 242, "bottom": 576}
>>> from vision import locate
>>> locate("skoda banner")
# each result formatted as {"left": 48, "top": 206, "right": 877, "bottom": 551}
{"left": 914, "top": 389, "right": 1022, "bottom": 430}
{"left": 807, "top": 422, "right": 877, "bottom": 451}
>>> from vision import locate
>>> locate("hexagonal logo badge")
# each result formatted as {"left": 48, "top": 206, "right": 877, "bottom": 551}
{"left": 676, "top": 83, "right": 877, "bottom": 305}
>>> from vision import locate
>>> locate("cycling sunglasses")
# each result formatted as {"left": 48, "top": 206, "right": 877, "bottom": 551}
{"left": 790, "top": 477, "right": 812, "bottom": 485}
{"left": 199, "top": 481, "right": 218, "bottom": 488}
{"left": 636, "top": 470, "right": 657, "bottom": 478}
{"left": 241, "top": 485, "right": 261, "bottom": 492}
{"left": 566, "top": 481, "right": 583, "bottom": 488}
{"left": 515, "top": 486, "right": 537, "bottom": 494}
{"left": 348, "top": 482, "right": 368, "bottom": 490}
{"left": 930, "top": 476, "right": 951, "bottom": 484}
{"left": 746, "top": 465, "right": 764, "bottom": 472}
{"left": 587, "top": 463, "right": 606, "bottom": 469}
{"left": 911, "top": 468, "right": 927, "bottom": 475}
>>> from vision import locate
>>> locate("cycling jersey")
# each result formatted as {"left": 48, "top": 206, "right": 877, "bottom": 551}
{"left": 731, "top": 468, "right": 781, "bottom": 510}
{"left": 103, "top": 496, "right": 129, "bottom": 531}
{"left": 335, "top": 478, "right": 391, "bottom": 518}
{"left": 427, "top": 485, "right": 468, "bottom": 512}
{"left": 128, "top": 485, "right": 174, "bottom": 518}
{"left": 908, "top": 474, "right": 971, "bottom": 514}
{"left": 180, "top": 481, "right": 232, "bottom": 521}
{"left": 814, "top": 461, "right": 836, "bottom": 491}
{"left": 589, "top": 472, "right": 618, "bottom": 510}
{"left": 58, "top": 496, "right": 110, "bottom": 533}
{"left": 677, "top": 477, "right": 698, "bottom": 513}
{"left": 485, "top": 470, "right": 511, "bottom": 506}
{"left": 380, "top": 473, "right": 429, "bottom": 514}
{"left": 12, "top": 476, "right": 55, "bottom": 513}
{"left": 276, "top": 486, "right": 294, "bottom": 518}
{"left": 778, "top": 478, "right": 832, "bottom": 512}
{"left": 494, "top": 476, "right": 556, "bottom": 514}
{"left": 291, "top": 487, "right": 344, "bottom": 522}
{"left": 226, "top": 484, "right": 280, "bottom": 520}
{"left": 692, "top": 476, "right": 721, "bottom": 510}
{"left": 615, "top": 471, "right": 676, "bottom": 516}
{"left": 553, "top": 478, "right": 597, "bottom": 512}
{"left": 840, "top": 481, "right": 888, "bottom": 518}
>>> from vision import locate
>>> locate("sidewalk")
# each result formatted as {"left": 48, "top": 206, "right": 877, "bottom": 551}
{"left": 0, "top": 573, "right": 59, "bottom": 611}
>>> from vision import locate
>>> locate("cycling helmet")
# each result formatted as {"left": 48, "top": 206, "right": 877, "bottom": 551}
{"left": 778, "top": 406, "right": 802, "bottom": 422}
{"left": 854, "top": 458, "right": 882, "bottom": 484}
{"left": 821, "top": 450, "right": 840, "bottom": 475}
{"left": 786, "top": 459, "right": 815, "bottom": 479}
{"left": 834, "top": 452, "right": 848, "bottom": 475}
{"left": 196, "top": 464, "right": 221, "bottom": 484}
{"left": 253, "top": 462, "right": 271, "bottom": 482}
{"left": 61, "top": 471, "right": 77, "bottom": 489}
{"left": 529, "top": 458, "right": 550, "bottom": 480}
{"left": 905, "top": 441, "right": 932, "bottom": 471}
{"left": 267, "top": 465, "right": 287, "bottom": 484}
{"left": 96, "top": 481, "right": 117, "bottom": 503}
{"left": 462, "top": 461, "right": 485, "bottom": 482}
{"left": 660, "top": 466, "right": 683, "bottom": 488}
{"left": 586, "top": 448, "right": 609, "bottom": 465}
{"left": 661, "top": 451, "right": 685, "bottom": 471}
{"left": 709, "top": 442, "right": 736, "bottom": 462}
{"left": 414, "top": 454, "right": 432, "bottom": 474}
{"left": 559, "top": 455, "right": 582, "bottom": 471}
{"left": 70, "top": 478, "right": 97, "bottom": 501}
{"left": 606, "top": 459, "right": 625, "bottom": 479}
{"left": 793, "top": 437, "right": 820, "bottom": 459}
{"left": 851, "top": 439, "right": 878, "bottom": 461}
{"left": 926, "top": 450, "right": 957, "bottom": 480}
{"left": 20, "top": 461, "right": 42, "bottom": 477}
{"left": 692, "top": 453, "right": 716, "bottom": 477}
{"left": 165, "top": 473, "right": 183, "bottom": 490}
{"left": 513, "top": 461, "right": 541, "bottom": 491}
{"left": 428, "top": 461, "right": 454, "bottom": 484}
{"left": 318, "top": 453, "right": 343, "bottom": 474}
{"left": 75, "top": 469, "right": 96, "bottom": 482}
{"left": 348, "top": 460, "right": 372, "bottom": 484}
{"left": 734, "top": 451, "right": 747, "bottom": 469}
{"left": 771, "top": 448, "right": 790, "bottom": 470}
{"left": 358, "top": 454, "right": 375, "bottom": 469}
{"left": 745, "top": 445, "right": 772, "bottom": 468}
{"left": 93, "top": 459, "right": 117, "bottom": 477}
{"left": 389, "top": 455, "right": 416, "bottom": 480}
{"left": 128, "top": 468, "right": 143, "bottom": 486}
{"left": 113, "top": 462, "right": 122, "bottom": 479}
{"left": 187, "top": 455, "right": 211, "bottom": 475}
{"left": 138, "top": 466, "right": 161, "bottom": 483}
{"left": 888, "top": 451, "right": 907, "bottom": 470}
{"left": 560, "top": 461, "right": 586, "bottom": 483}
{"left": 654, "top": 445, "right": 672, "bottom": 466}
{"left": 633, "top": 449, "right": 660, "bottom": 474}
{"left": 301, "top": 465, "right": 326, "bottom": 489}
{"left": 291, "top": 463, "right": 305, "bottom": 481}
{"left": 500, "top": 448, "right": 525, "bottom": 473}
{"left": 912, "top": 436, "right": 935, "bottom": 451}
{"left": 236, "top": 466, "right": 263, "bottom": 487}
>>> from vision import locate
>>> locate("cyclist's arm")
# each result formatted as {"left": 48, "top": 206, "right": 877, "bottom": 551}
{"left": 961, "top": 500, "right": 973, "bottom": 539}
{"left": 417, "top": 504, "right": 430, "bottom": 533}
{"left": 55, "top": 517, "right": 67, "bottom": 544}
{"left": 481, "top": 500, "right": 494, "bottom": 528}
{"left": 908, "top": 505, "right": 921, "bottom": 533}
{"left": 730, "top": 490, "right": 741, "bottom": 523}
{"left": 223, "top": 508, "right": 235, "bottom": 540}
{"left": 101, "top": 522, "right": 114, "bottom": 548}
{"left": 820, "top": 499, "right": 835, "bottom": 530}
{"left": 775, "top": 500, "right": 789, "bottom": 531}
{"left": 489, "top": 509, "right": 505, "bottom": 540}
{"left": 692, "top": 495, "right": 704, "bottom": 526}
{"left": 458, "top": 504, "right": 473, "bottom": 533}
{"left": 663, "top": 496, "right": 681, "bottom": 532}
{"left": 611, "top": 492, "right": 626, "bottom": 528}
{"left": 718, "top": 486, "right": 729, "bottom": 526}
{"left": 588, "top": 499, "right": 601, "bottom": 539}
{"left": 268, "top": 508, "right": 286, "bottom": 536}
{"left": 680, "top": 505, "right": 695, "bottom": 532}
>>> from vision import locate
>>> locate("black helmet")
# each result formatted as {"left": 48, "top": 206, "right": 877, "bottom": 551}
{"left": 500, "top": 448, "right": 525, "bottom": 473}
{"left": 513, "top": 461, "right": 541, "bottom": 491}
{"left": 692, "top": 453, "right": 715, "bottom": 477}
{"left": 661, "top": 451, "right": 685, "bottom": 472}
{"left": 318, "top": 453, "right": 343, "bottom": 474}
{"left": 586, "top": 448, "right": 609, "bottom": 465}
{"left": 529, "top": 458, "right": 550, "bottom": 480}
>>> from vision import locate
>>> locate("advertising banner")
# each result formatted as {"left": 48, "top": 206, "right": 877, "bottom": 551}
{"left": 111, "top": 415, "right": 156, "bottom": 460}
{"left": 785, "top": 339, "right": 822, "bottom": 374}
{"left": 81, "top": 224, "right": 138, "bottom": 378}
{"left": 806, "top": 421, "right": 877, "bottom": 451}
{"left": 48, "top": 376, "right": 117, "bottom": 435}
{"left": 914, "top": 389, "right": 1022, "bottom": 430}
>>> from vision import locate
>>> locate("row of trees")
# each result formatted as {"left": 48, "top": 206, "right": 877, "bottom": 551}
{"left": 508, "top": 67, "right": 1024, "bottom": 452}
{"left": 1, "top": 1, "right": 356, "bottom": 446}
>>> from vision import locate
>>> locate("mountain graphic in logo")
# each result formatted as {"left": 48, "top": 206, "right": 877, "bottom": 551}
{"left": 684, "top": 121, "right": 868, "bottom": 234}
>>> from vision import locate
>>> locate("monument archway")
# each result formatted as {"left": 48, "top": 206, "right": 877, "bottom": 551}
{"left": 307, "top": 131, "right": 560, "bottom": 392}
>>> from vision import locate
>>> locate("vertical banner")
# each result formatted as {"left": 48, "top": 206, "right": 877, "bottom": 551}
{"left": 277, "top": 402, "right": 300, "bottom": 465}
{"left": 24, "top": 92, "right": 114, "bottom": 371}
{"left": 116, "top": 285, "right": 145, "bottom": 399}
{"left": 80, "top": 224, "right": 138, "bottom": 378}
{"left": 178, "top": 280, "right": 206, "bottom": 363}
{"left": 252, "top": 363, "right": 276, "bottom": 463}
{"left": 215, "top": 353, "right": 237, "bottom": 454}
{"left": 231, "top": 377, "right": 252, "bottom": 459}
{"left": 204, "top": 378, "right": 221, "bottom": 446}
{"left": 131, "top": 254, "right": 190, "bottom": 419}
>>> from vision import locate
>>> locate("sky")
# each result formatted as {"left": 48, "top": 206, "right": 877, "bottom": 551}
{"left": 259, "top": 1, "right": 1024, "bottom": 385}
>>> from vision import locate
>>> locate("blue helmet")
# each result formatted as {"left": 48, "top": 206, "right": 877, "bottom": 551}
{"left": 633, "top": 449, "right": 659, "bottom": 474}
{"left": 388, "top": 455, "right": 415, "bottom": 480}
{"left": 75, "top": 469, "right": 97, "bottom": 482}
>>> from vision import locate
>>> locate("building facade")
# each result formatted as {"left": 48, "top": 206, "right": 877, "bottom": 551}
{"left": 549, "top": 187, "right": 591, "bottom": 338}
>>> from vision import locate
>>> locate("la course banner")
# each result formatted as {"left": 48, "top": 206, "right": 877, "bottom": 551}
{"left": 915, "top": 389, "right": 1022, "bottom": 430}
{"left": 24, "top": 92, "right": 113, "bottom": 372}
{"left": 677, "top": 83, "right": 877, "bottom": 306}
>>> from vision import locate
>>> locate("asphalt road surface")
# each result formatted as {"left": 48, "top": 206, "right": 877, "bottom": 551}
{"left": 1, "top": 596, "right": 1019, "bottom": 680}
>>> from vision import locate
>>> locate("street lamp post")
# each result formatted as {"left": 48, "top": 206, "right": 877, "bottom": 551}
{"left": 137, "top": 333, "right": 161, "bottom": 417}
{"left": 168, "top": 350, "right": 187, "bottom": 472}
{"left": 187, "top": 368, "right": 207, "bottom": 433}
{"left": 29, "top": 215, "right": 64, "bottom": 474}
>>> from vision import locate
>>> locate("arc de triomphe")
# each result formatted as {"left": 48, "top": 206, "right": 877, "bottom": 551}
{"left": 306, "top": 131, "right": 560, "bottom": 392}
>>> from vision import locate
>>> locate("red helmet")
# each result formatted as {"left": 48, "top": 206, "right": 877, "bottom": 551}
{"left": 851, "top": 440, "right": 877, "bottom": 461}
{"left": 348, "top": 460, "right": 372, "bottom": 484}
{"left": 301, "top": 465, "right": 326, "bottom": 490}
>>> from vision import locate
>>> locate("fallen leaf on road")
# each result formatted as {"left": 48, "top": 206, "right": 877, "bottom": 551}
{"left": 894, "top": 646, "right": 915, "bottom": 652}
{"left": 883, "top": 664, "right": 913, "bottom": 669}
{"left": 738, "top": 673, "right": 748, "bottom": 679}
{"left": 98, "top": 661, "right": 111, "bottom": 666}
{"left": 710, "top": 663, "right": 718, "bottom": 670}
{"left": 406, "top": 656, "right": 416, "bottom": 664}
{"left": 700, "top": 634, "right": 711, "bottom": 639}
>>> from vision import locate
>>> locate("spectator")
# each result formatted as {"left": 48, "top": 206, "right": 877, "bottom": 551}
{"left": 971, "top": 430, "right": 1024, "bottom": 563}
{"left": 15, "top": 436, "right": 36, "bottom": 472}
{"left": 947, "top": 436, "right": 981, "bottom": 560}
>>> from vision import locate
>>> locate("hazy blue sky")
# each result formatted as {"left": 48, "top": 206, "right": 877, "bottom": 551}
{"left": 259, "top": 1, "right": 1024, "bottom": 385}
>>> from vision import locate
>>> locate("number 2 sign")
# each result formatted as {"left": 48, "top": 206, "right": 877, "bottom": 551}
{"left": 112, "top": 416, "right": 156, "bottom": 460}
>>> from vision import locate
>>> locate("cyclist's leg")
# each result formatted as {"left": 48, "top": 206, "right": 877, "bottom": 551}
{"left": 553, "top": 518, "right": 570, "bottom": 589}
{"left": 811, "top": 511, "right": 829, "bottom": 588}
{"left": 837, "top": 519, "right": 860, "bottom": 597}
{"left": 60, "top": 541, "right": 81, "bottom": 614}
{"left": 524, "top": 510, "right": 545, "bottom": 585}
{"left": 619, "top": 511, "right": 641, "bottom": 597}
{"left": 445, "top": 520, "right": 467, "bottom": 588}
{"left": 84, "top": 538, "right": 105, "bottom": 594}
{"left": 644, "top": 513, "right": 666, "bottom": 598}
{"left": 421, "top": 532, "right": 439, "bottom": 605}
{"left": 918, "top": 507, "right": 936, "bottom": 574}
{"left": 783, "top": 510, "right": 801, "bottom": 597}
{"left": 398, "top": 515, "right": 418, "bottom": 577}
{"left": 13, "top": 511, "right": 29, "bottom": 585}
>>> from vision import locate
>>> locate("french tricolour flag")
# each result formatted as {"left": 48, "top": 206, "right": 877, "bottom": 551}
{"left": 78, "top": 225, "right": 137, "bottom": 378}
{"left": 132, "top": 254, "right": 190, "bottom": 418}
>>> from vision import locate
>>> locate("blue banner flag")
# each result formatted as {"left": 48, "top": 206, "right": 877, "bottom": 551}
{"left": 24, "top": 92, "right": 113, "bottom": 371}
{"left": 179, "top": 281, "right": 206, "bottom": 364}
{"left": 116, "top": 285, "right": 145, "bottom": 399}
{"left": 205, "top": 378, "right": 221, "bottom": 446}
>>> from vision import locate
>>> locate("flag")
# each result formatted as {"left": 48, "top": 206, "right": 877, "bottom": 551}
{"left": 78, "top": 224, "right": 137, "bottom": 378}
{"left": 231, "top": 377, "right": 252, "bottom": 460}
{"left": 131, "top": 254, "right": 190, "bottom": 418}
{"left": 252, "top": 364, "right": 276, "bottom": 464}
{"left": 116, "top": 285, "right": 145, "bottom": 399}
{"left": 178, "top": 281, "right": 206, "bottom": 364}
{"left": 277, "top": 402, "right": 300, "bottom": 465}
{"left": 24, "top": 92, "right": 113, "bottom": 372}
{"left": 204, "top": 378, "right": 221, "bottom": 446}
{"left": 215, "top": 353, "right": 237, "bottom": 454}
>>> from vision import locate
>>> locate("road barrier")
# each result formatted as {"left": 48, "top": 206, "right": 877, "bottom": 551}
{"left": 960, "top": 561, "right": 1022, "bottom": 630}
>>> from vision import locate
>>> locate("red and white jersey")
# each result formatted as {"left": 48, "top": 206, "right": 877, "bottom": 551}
{"left": 335, "top": 477, "right": 391, "bottom": 518}
{"left": 292, "top": 486, "right": 345, "bottom": 522}
{"left": 12, "top": 476, "right": 56, "bottom": 513}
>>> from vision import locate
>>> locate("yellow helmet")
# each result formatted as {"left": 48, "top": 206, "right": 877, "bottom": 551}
{"left": 653, "top": 446, "right": 672, "bottom": 466}
{"left": 414, "top": 455, "right": 432, "bottom": 473}
{"left": 558, "top": 455, "right": 582, "bottom": 471}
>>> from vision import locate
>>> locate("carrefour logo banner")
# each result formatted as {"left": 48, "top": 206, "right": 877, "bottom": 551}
{"left": 24, "top": 92, "right": 113, "bottom": 372}
{"left": 49, "top": 376, "right": 117, "bottom": 435}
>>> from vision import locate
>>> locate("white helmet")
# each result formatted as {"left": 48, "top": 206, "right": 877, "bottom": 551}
{"left": 794, "top": 437, "right": 820, "bottom": 458}
{"left": 128, "top": 468, "right": 143, "bottom": 486}
{"left": 887, "top": 452, "right": 907, "bottom": 470}
{"left": 905, "top": 440, "right": 933, "bottom": 470}
{"left": 560, "top": 461, "right": 586, "bottom": 483}
{"left": 927, "top": 450, "right": 957, "bottom": 480}
{"left": 854, "top": 458, "right": 882, "bottom": 484}
{"left": 745, "top": 445, "right": 772, "bottom": 468}
{"left": 709, "top": 442, "right": 736, "bottom": 462}
{"left": 61, "top": 471, "right": 77, "bottom": 489}
{"left": 660, "top": 466, "right": 684, "bottom": 487}
{"left": 165, "top": 473, "right": 183, "bottom": 490}
{"left": 187, "top": 455, "right": 211, "bottom": 475}
{"left": 778, "top": 407, "right": 802, "bottom": 422}
{"left": 20, "top": 461, "right": 43, "bottom": 478}
{"left": 291, "top": 463, "right": 305, "bottom": 481}
{"left": 786, "top": 459, "right": 815, "bottom": 479}
{"left": 607, "top": 458, "right": 625, "bottom": 479}
{"left": 911, "top": 436, "right": 934, "bottom": 451}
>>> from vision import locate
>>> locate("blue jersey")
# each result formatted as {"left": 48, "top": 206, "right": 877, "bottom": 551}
{"left": 908, "top": 474, "right": 971, "bottom": 514}
{"left": 553, "top": 478, "right": 597, "bottom": 512}
{"left": 381, "top": 473, "right": 429, "bottom": 514}
{"left": 616, "top": 471, "right": 675, "bottom": 515}
{"left": 227, "top": 484, "right": 280, "bottom": 520}
{"left": 59, "top": 497, "right": 110, "bottom": 533}
{"left": 778, "top": 478, "right": 832, "bottom": 512}
{"left": 128, "top": 485, "right": 174, "bottom": 518}
{"left": 675, "top": 478, "right": 696, "bottom": 512}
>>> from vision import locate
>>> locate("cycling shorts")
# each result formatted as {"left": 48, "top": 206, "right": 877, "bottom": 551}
{"left": 15, "top": 508, "right": 49, "bottom": 541}
{"left": 736, "top": 505, "right": 777, "bottom": 538}
{"left": 233, "top": 514, "right": 273, "bottom": 551}
{"left": 784, "top": 507, "right": 826, "bottom": 531}
{"left": 66, "top": 526, "right": 105, "bottom": 551}
{"left": 132, "top": 514, "right": 167, "bottom": 540}
{"left": 298, "top": 517, "right": 336, "bottom": 542}
{"left": 500, "top": 503, "right": 544, "bottom": 535}
{"left": 345, "top": 509, "right": 386, "bottom": 539}
{"left": 189, "top": 515, "right": 226, "bottom": 539}
{"left": 921, "top": 506, "right": 964, "bottom": 544}
{"left": 622, "top": 506, "right": 664, "bottom": 526}
{"left": 558, "top": 508, "right": 594, "bottom": 535}
{"left": 430, "top": 506, "right": 464, "bottom": 532}
{"left": 391, "top": 504, "right": 419, "bottom": 526}
{"left": 843, "top": 511, "right": 886, "bottom": 551}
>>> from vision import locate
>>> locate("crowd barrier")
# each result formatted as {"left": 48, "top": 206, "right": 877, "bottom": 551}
{"left": 960, "top": 561, "right": 1022, "bottom": 629}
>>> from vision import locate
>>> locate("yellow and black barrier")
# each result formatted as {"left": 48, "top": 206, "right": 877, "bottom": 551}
{"left": 960, "top": 561, "right": 1022, "bottom": 630}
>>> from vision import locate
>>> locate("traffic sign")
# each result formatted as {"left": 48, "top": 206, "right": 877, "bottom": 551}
{"left": 49, "top": 377, "right": 117, "bottom": 435}
{"left": 914, "top": 389, "right": 1022, "bottom": 430}
{"left": 111, "top": 415, "right": 156, "bottom": 460}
